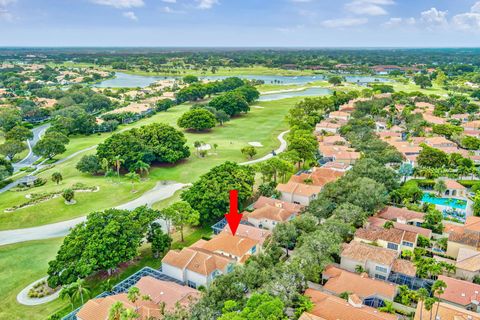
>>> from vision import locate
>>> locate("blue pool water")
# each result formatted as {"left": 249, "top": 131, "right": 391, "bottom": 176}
{"left": 421, "top": 193, "right": 467, "bottom": 210}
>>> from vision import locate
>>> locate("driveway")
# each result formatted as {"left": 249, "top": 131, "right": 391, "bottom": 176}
{"left": 13, "top": 123, "right": 50, "bottom": 172}
{"left": 0, "top": 182, "right": 187, "bottom": 246}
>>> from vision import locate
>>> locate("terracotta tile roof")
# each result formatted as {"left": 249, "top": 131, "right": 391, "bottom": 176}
{"left": 444, "top": 222, "right": 465, "bottom": 234}
{"left": 464, "top": 120, "right": 480, "bottom": 130}
{"left": 319, "top": 135, "right": 347, "bottom": 145}
{"left": 161, "top": 247, "right": 232, "bottom": 276}
{"left": 321, "top": 161, "right": 351, "bottom": 171}
{"left": 194, "top": 233, "right": 258, "bottom": 259}
{"left": 377, "top": 206, "right": 425, "bottom": 222}
{"left": 244, "top": 205, "right": 296, "bottom": 222}
{"left": 444, "top": 179, "right": 466, "bottom": 190}
{"left": 221, "top": 224, "right": 271, "bottom": 246}
{"left": 329, "top": 111, "right": 350, "bottom": 118}
{"left": 322, "top": 265, "right": 397, "bottom": 300}
{"left": 341, "top": 241, "right": 397, "bottom": 266}
{"left": 355, "top": 226, "right": 417, "bottom": 245}
{"left": 391, "top": 259, "right": 417, "bottom": 277}
{"left": 456, "top": 248, "right": 480, "bottom": 272}
{"left": 253, "top": 196, "right": 304, "bottom": 212}
{"left": 414, "top": 301, "right": 480, "bottom": 320}
{"left": 437, "top": 275, "right": 480, "bottom": 306}
{"left": 77, "top": 293, "right": 161, "bottom": 320}
{"left": 299, "top": 313, "right": 327, "bottom": 320}
{"left": 368, "top": 217, "right": 432, "bottom": 238}
{"left": 289, "top": 168, "right": 345, "bottom": 188}
{"left": 305, "top": 289, "right": 397, "bottom": 320}
{"left": 448, "top": 231, "right": 480, "bottom": 248}
{"left": 465, "top": 216, "right": 480, "bottom": 232}
{"left": 135, "top": 276, "right": 199, "bottom": 311}
{"left": 276, "top": 181, "right": 323, "bottom": 197}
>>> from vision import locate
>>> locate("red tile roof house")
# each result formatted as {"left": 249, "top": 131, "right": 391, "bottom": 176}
{"left": 376, "top": 206, "right": 425, "bottom": 227}
{"left": 328, "top": 110, "right": 351, "bottom": 121}
{"left": 340, "top": 241, "right": 416, "bottom": 282}
{"left": 322, "top": 265, "right": 398, "bottom": 305}
{"left": 76, "top": 276, "right": 200, "bottom": 320}
{"left": 354, "top": 225, "right": 418, "bottom": 253}
{"left": 367, "top": 217, "right": 432, "bottom": 239}
{"left": 243, "top": 196, "right": 303, "bottom": 231}
{"left": 301, "top": 288, "right": 398, "bottom": 320}
{"left": 414, "top": 300, "right": 480, "bottom": 320}
{"left": 436, "top": 275, "right": 480, "bottom": 311}
{"left": 276, "top": 168, "right": 345, "bottom": 205}
{"left": 447, "top": 216, "right": 480, "bottom": 259}
{"left": 161, "top": 233, "right": 259, "bottom": 288}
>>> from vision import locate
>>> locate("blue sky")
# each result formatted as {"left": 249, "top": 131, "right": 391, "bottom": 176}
{"left": 1, "top": 0, "right": 480, "bottom": 47}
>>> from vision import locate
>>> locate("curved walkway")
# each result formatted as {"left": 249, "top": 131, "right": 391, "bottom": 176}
{"left": 13, "top": 123, "right": 50, "bottom": 172}
{"left": 240, "top": 130, "right": 289, "bottom": 165}
{"left": 0, "top": 182, "right": 187, "bottom": 246}
{"left": 17, "top": 276, "right": 60, "bottom": 306}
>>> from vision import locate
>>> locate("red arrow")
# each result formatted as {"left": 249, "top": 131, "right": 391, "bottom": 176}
{"left": 225, "top": 189, "right": 242, "bottom": 236}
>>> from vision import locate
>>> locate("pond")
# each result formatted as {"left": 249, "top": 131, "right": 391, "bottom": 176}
{"left": 421, "top": 193, "right": 467, "bottom": 210}
{"left": 258, "top": 87, "right": 333, "bottom": 101}
{"left": 94, "top": 72, "right": 391, "bottom": 88}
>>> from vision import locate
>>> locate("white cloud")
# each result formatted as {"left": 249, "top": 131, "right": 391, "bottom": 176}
{"left": 160, "top": 6, "right": 185, "bottom": 14}
{"left": 90, "top": 0, "right": 144, "bottom": 9}
{"left": 196, "top": 0, "right": 219, "bottom": 9}
{"left": 122, "top": 11, "right": 138, "bottom": 20}
{"left": 0, "top": 8, "right": 13, "bottom": 21}
{"left": 420, "top": 7, "right": 448, "bottom": 26}
{"left": 162, "top": 0, "right": 177, "bottom": 2}
{"left": 345, "top": 0, "right": 394, "bottom": 16}
{"left": 0, "top": 0, "right": 16, "bottom": 6}
{"left": 472, "top": 1, "right": 480, "bottom": 13}
{"left": 321, "top": 17, "right": 368, "bottom": 28}
{"left": 384, "top": 16, "right": 415, "bottom": 27}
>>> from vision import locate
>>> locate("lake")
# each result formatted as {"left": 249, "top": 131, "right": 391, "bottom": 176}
{"left": 94, "top": 72, "right": 390, "bottom": 88}
{"left": 258, "top": 87, "right": 332, "bottom": 101}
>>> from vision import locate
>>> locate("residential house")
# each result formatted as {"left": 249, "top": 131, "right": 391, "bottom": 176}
{"left": 315, "top": 119, "right": 345, "bottom": 134}
{"left": 321, "top": 161, "right": 352, "bottom": 172}
{"left": 464, "top": 120, "right": 480, "bottom": 131}
{"left": 322, "top": 265, "right": 398, "bottom": 307}
{"left": 454, "top": 247, "right": 480, "bottom": 281}
{"left": 367, "top": 217, "right": 432, "bottom": 239}
{"left": 442, "top": 179, "right": 468, "bottom": 199}
{"left": 376, "top": 206, "right": 425, "bottom": 227}
{"left": 77, "top": 276, "right": 200, "bottom": 320}
{"left": 447, "top": 216, "right": 480, "bottom": 259}
{"left": 220, "top": 224, "right": 272, "bottom": 246}
{"left": 253, "top": 196, "right": 304, "bottom": 213}
{"left": 414, "top": 301, "right": 480, "bottom": 320}
{"left": 318, "top": 144, "right": 361, "bottom": 165}
{"left": 244, "top": 197, "right": 303, "bottom": 231}
{"left": 328, "top": 110, "right": 351, "bottom": 121}
{"left": 437, "top": 275, "right": 480, "bottom": 311}
{"left": 318, "top": 135, "right": 347, "bottom": 146}
{"left": 340, "top": 241, "right": 416, "bottom": 281}
{"left": 354, "top": 225, "right": 418, "bottom": 253}
{"left": 161, "top": 247, "right": 233, "bottom": 288}
{"left": 301, "top": 288, "right": 398, "bottom": 320}
{"left": 276, "top": 168, "right": 344, "bottom": 205}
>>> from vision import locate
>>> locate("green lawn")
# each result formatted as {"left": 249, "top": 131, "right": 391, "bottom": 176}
{"left": 0, "top": 238, "right": 66, "bottom": 320}
{"left": 0, "top": 224, "right": 213, "bottom": 320}
{"left": 0, "top": 97, "right": 300, "bottom": 230}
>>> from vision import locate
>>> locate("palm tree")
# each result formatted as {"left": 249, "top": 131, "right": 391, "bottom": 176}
{"left": 51, "top": 172, "right": 63, "bottom": 185}
{"left": 108, "top": 301, "right": 126, "bottom": 320}
{"left": 71, "top": 278, "right": 90, "bottom": 305}
{"left": 127, "top": 287, "right": 140, "bottom": 304}
{"left": 113, "top": 155, "right": 124, "bottom": 177}
{"left": 424, "top": 297, "right": 437, "bottom": 320}
{"left": 101, "top": 157, "right": 110, "bottom": 174}
{"left": 432, "top": 280, "right": 447, "bottom": 320}
{"left": 125, "top": 172, "right": 140, "bottom": 192}
{"left": 434, "top": 179, "right": 447, "bottom": 197}
{"left": 59, "top": 285, "right": 75, "bottom": 311}
{"left": 354, "top": 265, "right": 366, "bottom": 274}
{"left": 133, "top": 160, "right": 150, "bottom": 178}
{"left": 417, "top": 288, "right": 429, "bottom": 320}
{"left": 193, "top": 141, "right": 202, "bottom": 156}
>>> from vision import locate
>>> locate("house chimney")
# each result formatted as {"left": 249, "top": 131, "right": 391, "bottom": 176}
{"left": 275, "top": 202, "right": 283, "bottom": 208}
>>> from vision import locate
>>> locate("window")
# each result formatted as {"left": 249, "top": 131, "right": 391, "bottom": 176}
{"left": 187, "top": 281, "right": 197, "bottom": 289}
{"left": 227, "top": 264, "right": 234, "bottom": 273}
{"left": 375, "top": 265, "right": 388, "bottom": 273}
{"left": 251, "top": 246, "right": 257, "bottom": 254}
{"left": 375, "top": 274, "right": 387, "bottom": 280}
{"left": 387, "top": 242, "right": 399, "bottom": 250}
{"left": 402, "top": 241, "right": 414, "bottom": 247}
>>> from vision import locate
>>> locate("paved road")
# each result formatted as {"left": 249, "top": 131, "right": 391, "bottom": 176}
{"left": 0, "top": 182, "right": 187, "bottom": 246}
{"left": 13, "top": 123, "right": 50, "bottom": 172}
{"left": 240, "top": 130, "right": 289, "bottom": 165}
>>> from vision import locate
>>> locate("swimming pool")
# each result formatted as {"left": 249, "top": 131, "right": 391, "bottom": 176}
{"left": 421, "top": 193, "right": 467, "bottom": 210}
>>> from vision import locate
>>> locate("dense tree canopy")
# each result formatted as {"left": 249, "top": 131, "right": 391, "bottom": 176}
{"left": 209, "top": 91, "right": 250, "bottom": 117}
{"left": 181, "top": 161, "right": 255, "bottom": 223}
{"left": 177, "top": 108, "right": 217, "bottom": 131}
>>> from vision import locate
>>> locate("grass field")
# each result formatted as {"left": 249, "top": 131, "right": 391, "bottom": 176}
{"left": 0, "top": 238, "right": 66, "bottom": 320}
{"left": 0, "top": 97, "right": 300, "bottom": 230}
{"left": 0, "top": 224, "right": 213, "bottom": 320}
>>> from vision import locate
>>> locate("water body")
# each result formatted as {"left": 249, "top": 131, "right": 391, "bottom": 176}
{"left": 258, "top": 87, "right": 332, "bottom": 101}
{"left": 94, "top": 72, "right": 390, "bottom": 88}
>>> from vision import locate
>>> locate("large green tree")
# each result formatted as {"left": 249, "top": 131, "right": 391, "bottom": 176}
{"left": 162, "top": 201, "right": 200, "bottom": 242}
{"left": 177, "top": 108, "right": 217, "bottom": 131}
{"left": 209, "top": 91, "right": 250, "bottom": 117}
{"left": 181, "top": 161, "right": 255, "bottom": 223}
